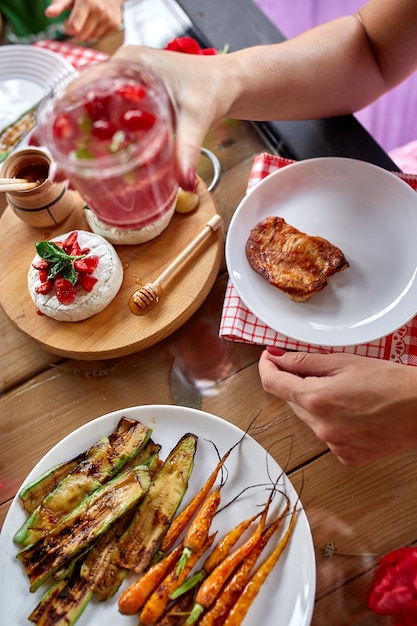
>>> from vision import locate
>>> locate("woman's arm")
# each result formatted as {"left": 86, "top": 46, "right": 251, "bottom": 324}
{"left": 222, "top": 0, "right": 417, "bottom": 122}
{"left": 112, "top": 0, "right": 417, "bottom": 187}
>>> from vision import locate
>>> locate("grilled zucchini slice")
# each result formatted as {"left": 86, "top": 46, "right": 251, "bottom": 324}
{"left": 14, "top": 419, "right": 152, "bottom": 547}
{"left": 116, "top": 432, "right": 198, "bottom": 573}
{"left": 17, "top": 465, "right": 151, "bottom": 592}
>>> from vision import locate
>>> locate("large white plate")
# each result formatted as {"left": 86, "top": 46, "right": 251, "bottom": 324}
{"left": 0, "top": 45, "right": 77, "bottom": 135}
{"left": 0, "top": 405, "right": 315, "bottom": 626}
{"left": 226, "top": 157, "right": 417, "bottom": 347}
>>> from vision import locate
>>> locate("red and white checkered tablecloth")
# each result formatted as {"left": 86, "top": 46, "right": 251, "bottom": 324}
{"left": 219, "top": 152, "right": 417, "bottom": 366}
{"left": 33, "top": 39, "right": 108, "bottom": 69}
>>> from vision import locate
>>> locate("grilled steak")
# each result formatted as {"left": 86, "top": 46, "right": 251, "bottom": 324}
{"left": 245, "top": 216, "right": 349, "bottom": 302}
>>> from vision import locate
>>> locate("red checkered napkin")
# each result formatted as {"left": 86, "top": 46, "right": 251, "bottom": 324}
{"left": 220, "top": 152, "right": 417, "bottom": 365}
{"left": 33, "top": 39, "right": 108, "bottom": 69}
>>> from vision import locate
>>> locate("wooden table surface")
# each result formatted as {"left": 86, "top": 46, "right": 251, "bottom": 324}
{"left": 0, "top": 26, "right": 413, "bottom": 626}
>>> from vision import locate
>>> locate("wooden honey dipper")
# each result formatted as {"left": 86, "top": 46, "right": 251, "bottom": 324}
{"left": 0, "top": 177, "right": 39, "bottom": 192}
{"left": 130, "top": 214, "right": 223, "bottom": 314}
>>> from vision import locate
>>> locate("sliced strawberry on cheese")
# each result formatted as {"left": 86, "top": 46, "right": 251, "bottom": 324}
{"left": 35, "top": 280, "right": 53, "bottom": 295}
{"left": 69, "top": 241, "right": 83, "bottom": 256}
{"left": 55, "top": 278, "right": 77, "bottom": 305}
{"left": 28, "top": 230, "right": 123, "bottom": 322}
{"left": 62, "top": 232, "right": 79, "bottom": 254}
{"left": 74, "top": 256, "right": 99, "bottom": 273}
{"left": 77, "top": 273, "right": 98, "bottom": 292}
{"left": 38, "top": 269, "right": 49, "bottom": 283}
{"left": 32, "top": 258, "right": 50, "bottom": 271}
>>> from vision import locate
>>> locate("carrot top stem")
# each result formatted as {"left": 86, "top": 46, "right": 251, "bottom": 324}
{"left": 187, "top": 601, "right": 205, "bottom": 625}
{"left": 176, "top": 546, "right": 193, "bottom": 575}
{"left": 169, "top": 569, "right": 206, "bottom": 600}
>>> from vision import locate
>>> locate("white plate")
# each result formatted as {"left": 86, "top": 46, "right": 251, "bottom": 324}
{"left": 226, "top": 157, "right": 417, "bottom": 347}
{"left": 0, "top": 45, "right": 77, "bottom": 134}
{"left": 0, "top": 405, "right": 315, "bottom": 626}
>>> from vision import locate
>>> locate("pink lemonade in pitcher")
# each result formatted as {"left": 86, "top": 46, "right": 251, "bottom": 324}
{"left": 37, "top": 61, "right": 178, "bottom": 230}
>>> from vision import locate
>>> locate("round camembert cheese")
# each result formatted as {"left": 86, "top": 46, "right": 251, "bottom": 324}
{"left": 28, "top": 230, "right": 124, "bottom": 322}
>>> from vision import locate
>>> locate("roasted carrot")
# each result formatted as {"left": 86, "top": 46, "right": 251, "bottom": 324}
{"left": 118, "top": 542, "right": 184, "bottom": 615}
{"left": 177, "top": 488, "right": 222, "bottom": 573}
{"left": 139, "top": 534, "right": 216, "bottom": 625}
{"left": 198, "top": 496, "right": 291, "bottom": 626}
{"left": 160, "top": 461, "right": 222, "bottom": 554}
{"left": 159, "top": 424, "right": 253, "bottom": 555}
{"left": 185, "top": 484, "right": 277, "bottom": 625}
{"left": 169, "top": 511, "right": 261, "bottom": 603}
{"left": 203, "top": 511, "right": 260, "bottom": 575}
{"left": 221, "top": 505, "right": 298, "bottom": 626}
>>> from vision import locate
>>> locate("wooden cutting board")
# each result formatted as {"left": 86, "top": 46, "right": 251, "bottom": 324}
{"left": 0, "top": 178, "right": 224, "bottom": 359}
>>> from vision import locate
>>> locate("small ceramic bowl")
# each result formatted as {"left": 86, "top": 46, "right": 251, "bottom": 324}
{"left": 2, "top": 148, "right": 81, "bottom": 228}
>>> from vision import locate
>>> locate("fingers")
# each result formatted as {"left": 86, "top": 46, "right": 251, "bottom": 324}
{"left": 258, "top": 350, "right": 307, "bottom": 403}
{"left": 259, "top": 348, "right": 417, "bottom": 467}
{"left": 258, "top": 348, "right": 360, "bottom": 418}
{"left": 45, "top": 0, "right": 73, "bottom": 18}
{"left": 259, "top": 349, "right": 367, "bottom": 414}
{"left": 64, "top": 13, "right": 118, "bottom": 42}
{"left": 258, "top": 352, "right": 361, "bottom": 465}
{"left": 174, "top": 111, "right": 210, "bottom": 191}
{"left": 265, "top": 346, "right": 360, "bottom": 377}
{"left": 47, "top": 0, "right": 122, "bottom": 41}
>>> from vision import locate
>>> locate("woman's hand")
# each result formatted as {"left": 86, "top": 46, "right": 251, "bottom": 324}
{"left": 111, "top": 45, "right": 229, "bottom": 190}
{"left": 45, "top": 0, "right": 124, "bottom": 42}
{"left": 259, "top": 347, "right": 417, "bottom": 466}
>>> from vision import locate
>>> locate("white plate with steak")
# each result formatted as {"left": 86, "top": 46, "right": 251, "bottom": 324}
{"left": 225, "top": 157, "right": 417, "bottom": 347}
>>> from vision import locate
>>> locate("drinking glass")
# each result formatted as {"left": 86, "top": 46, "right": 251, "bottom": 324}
{"left": 37, "top": 60, "right": 178, "bottom": 231}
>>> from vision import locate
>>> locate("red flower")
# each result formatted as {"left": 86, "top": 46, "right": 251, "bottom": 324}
{"left": 369, "top": 547, "right": 417, "bottom": 626}
{"left": 164, "top": 36, "right": 217, "bottom": 55}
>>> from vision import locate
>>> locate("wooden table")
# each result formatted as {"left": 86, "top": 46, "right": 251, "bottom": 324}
{"left": 0, "top": 17, "right": 414, "bottom": 626}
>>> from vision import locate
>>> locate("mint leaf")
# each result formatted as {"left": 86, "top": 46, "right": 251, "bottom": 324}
{"left": 47, "top": 259, "right": 68, "bottom": 280}
{"left": 74, "top": 147, "right": 94, "bottom": 159}
{"left": 61, "top": 264, "right": 78, "bottom": 284}
{"left": 35, "top": 240, "right": 86, "bottom": 286}
{"left": 36, "top": 241, "right": 70, "bottom": 262}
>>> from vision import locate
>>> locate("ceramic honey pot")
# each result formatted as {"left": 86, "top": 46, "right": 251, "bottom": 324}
{"left": 2, "top": 148, "right": 84, "bottom": 228}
